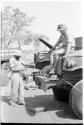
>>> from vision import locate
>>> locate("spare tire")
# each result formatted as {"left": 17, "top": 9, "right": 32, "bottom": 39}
{"left": 69, "top": 80, "right": 82, "bottom": 119}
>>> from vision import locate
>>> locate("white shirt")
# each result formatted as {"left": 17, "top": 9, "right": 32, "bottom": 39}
{"left": 9, "top": 56, "right": 25, "bottom": 71}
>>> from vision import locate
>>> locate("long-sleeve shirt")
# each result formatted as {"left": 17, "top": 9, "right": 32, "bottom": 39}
{"left": 53, "top": 31, "right": 75, "bottom": 54}
{"left": 9, "top": 56, "right": 25, "bottom": 72}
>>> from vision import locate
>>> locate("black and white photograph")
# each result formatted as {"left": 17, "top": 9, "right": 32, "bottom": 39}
{"left": 0, "top": 0, "right": 83, "bottom": 124}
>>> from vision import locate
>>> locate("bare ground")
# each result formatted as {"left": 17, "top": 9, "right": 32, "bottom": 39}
{"left": 0, "top": 81, "right": 83, "bottom": 124}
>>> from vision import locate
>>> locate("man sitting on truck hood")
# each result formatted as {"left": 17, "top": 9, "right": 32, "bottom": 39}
{"left": 46, "top": 24, "right": 75, "bottom": 77}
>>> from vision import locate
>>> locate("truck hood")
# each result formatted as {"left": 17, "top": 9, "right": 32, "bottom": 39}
{"left": 63, "top": 50, "right": 82, "bottom": 71}
{"left": 67, "top": 50, "right": 82, "bottom": 57}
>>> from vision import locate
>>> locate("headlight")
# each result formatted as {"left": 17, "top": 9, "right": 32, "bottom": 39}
{"left": 39, "top": 54, "right": 44, "bottom": 60}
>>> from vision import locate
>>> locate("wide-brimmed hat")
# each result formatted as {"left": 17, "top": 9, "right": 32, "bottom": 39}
{"left": 57, "top": 24, "right": 67, "bottom": 31}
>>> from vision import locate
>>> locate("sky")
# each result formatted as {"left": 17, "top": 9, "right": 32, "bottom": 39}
{"left": 1, "top": 0, "right": 82, "bottom": 45}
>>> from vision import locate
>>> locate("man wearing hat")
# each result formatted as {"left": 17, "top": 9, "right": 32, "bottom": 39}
{"left": 46, "top": 24, "right": 75, "bottom": 77}
{"left": 9, "top": 49, "right": 26, "bottom": 105}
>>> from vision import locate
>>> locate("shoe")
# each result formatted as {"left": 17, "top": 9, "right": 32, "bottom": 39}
{"left": 9, "top": 100, "right": 17, "bottom": 106}
{"left": 18, "top": 100, "right": 25, "bottom": 105}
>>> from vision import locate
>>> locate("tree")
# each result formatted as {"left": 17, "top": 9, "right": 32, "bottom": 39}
{"left": 1, "top": 6, "right": 35, "bottom": 49}
{"left": 23, "top": 31, "right": 33, "bottom": 45}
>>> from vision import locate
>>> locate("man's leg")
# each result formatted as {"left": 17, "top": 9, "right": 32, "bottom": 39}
{"left": 53, "top": 54, "right": 60, "bottom": 74}
{"left": 44, "top": 48, "right": 65, "bottom": 77}
{"left": 18, "top": 76, "right": 25, "bottom": 105}
{"left": 53, "top": 48, "right": 65, "bottom": 77}
{"left": 10, "top": 73, "right": 19, "bottom": 103}
{"left": 43, "top": 50, "right": 55, "bottom": 76}
{"left": 54, "top": 55, "right": 63, "bottom": 77}
{"left": 46, "top": 50, "right": 55, "bottom": 74}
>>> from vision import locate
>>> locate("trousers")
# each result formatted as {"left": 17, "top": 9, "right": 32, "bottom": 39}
{"left": 49, "top": 48, "right": 65, "bottom": 76}
{"left": 10, "top": 72, "right": 24, "bottom": 102}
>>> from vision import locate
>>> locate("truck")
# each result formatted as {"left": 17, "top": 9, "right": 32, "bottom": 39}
{"left": 34, "top": 38, "right": 53, "bottom": 69}
{"left": 0, "top": 47, "right": 28, "bottom": 85}
{"left": 0, "top": 47, "right": 19, "bottom": 70}
{"left": 34, "top": 37, "right": 83, "bottom": 119}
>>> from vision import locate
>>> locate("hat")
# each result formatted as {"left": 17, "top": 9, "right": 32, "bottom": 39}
{"left": 14, "top": 50, "right": 22, "bottom": 56}
{"left": 57, "top": 24, "right": 67, "bottom": 31}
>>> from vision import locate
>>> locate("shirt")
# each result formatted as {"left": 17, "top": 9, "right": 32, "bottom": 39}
{"left": 9, "top": 56, "right": 25, "bottom": 72}
{"left": 58, "top": 31, "right": 75, "bottom": 49}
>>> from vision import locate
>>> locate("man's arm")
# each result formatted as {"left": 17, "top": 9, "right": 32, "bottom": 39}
{"left": 55, "top": 43, "right": 63, "bottom": 50}
{"left": 20, "top": 58, "right": 28, "bottom": 66}
{"left": 9, "top": 57, "right": 25, "bottom": 72}
{"left": 48, "top": 36, "right": 61, "bottom": 54}
{"left": 52, "top": 37, "right": 61, "bottom": 50}
{"left": 65, "top": 33, "right": 74, "bottom": 56}
{"left": 10, "top": 65, "right": 25, "bottom": 71}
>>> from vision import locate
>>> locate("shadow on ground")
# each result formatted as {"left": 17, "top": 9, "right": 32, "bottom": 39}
{"left": 0, "top": 92, "right": 79, "bottom": 120}
{"left": 1, "top": 96, "right": 11, "bottom": 105}
{"left": 24, "top": 94, "right": 77, "bottom": 119}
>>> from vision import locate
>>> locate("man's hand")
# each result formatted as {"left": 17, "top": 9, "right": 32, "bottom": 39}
{"left": 48, "top": 49, "right": 53, "bottom": 54}
{"left": 63, "top": 55, "right": 67, "bottom": 58}
{"left": 63, "top": 54, "right": 69, "bottom": 58}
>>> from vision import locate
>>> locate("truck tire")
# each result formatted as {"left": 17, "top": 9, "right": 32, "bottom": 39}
{"left": 52, "top": 86, "right": 69, "bottom": 101}
{"left": 69, "top": 80, "right": 82, "bottom": 119}
{"left": 1, "top": 62, "right": 9, "bottom": 71}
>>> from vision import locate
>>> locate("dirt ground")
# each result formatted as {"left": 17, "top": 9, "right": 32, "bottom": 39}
{"left": 0, "top": 80, "right": 83, "bottom": 124}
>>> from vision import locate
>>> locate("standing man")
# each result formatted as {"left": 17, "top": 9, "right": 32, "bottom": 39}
{"left": 46, "top": 24, "right": 75, "bottom": 77}
{"left": 9, "top": 50, "right": 26, "bottom": 105}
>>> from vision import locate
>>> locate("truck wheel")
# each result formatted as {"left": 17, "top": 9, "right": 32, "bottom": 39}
{"left": 69, "top": 80, "right": 82, "bottom": 119}
{"left": 1, "top": 62, "right": 9, "bottom": 71}
{"left": 52, "top": 86, "right": 69, "bottom": 101}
